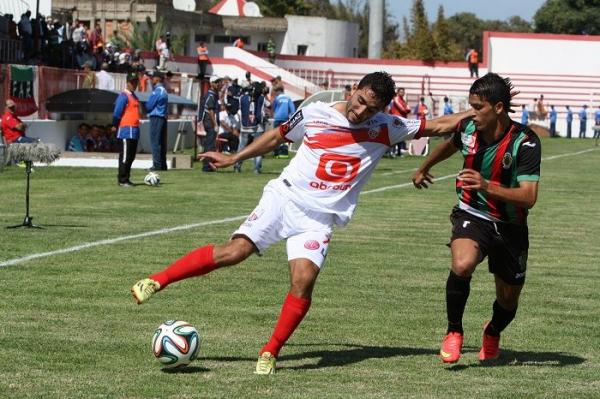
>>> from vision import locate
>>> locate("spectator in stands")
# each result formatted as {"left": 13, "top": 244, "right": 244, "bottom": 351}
{"left": 196, "top": 41, "right": 209, "bottom": 80}
{"left": 72, "top": 20, "right": 86, "bottom": 44}
{"left": 158, "top": 39, "right": 170, "bottom": 71}
{"left": 233, "top": 37, "right": 245, "bottom": 49}
{"left": 67, "top": 123, "right": 90, "bottom": 152}
{"left": 529, "top": 98, "right": 538, "bottom": 121}
{"left": 443, "top": 96, "right": 454, "bottom": 115}
{"left": 1, "top": 99, "right": 38, "bottom": 144}
{"left": 18, "top": 11, "right": 33, "bottom": 61}
{"left": 82, "top": 62, "right": 96, "bottom": 88}
{"left": 594, "top": 106, "right": 600, "bottom": 146}
{"left": 267, "top": 36, "right": 276, "bottom": 64}
{"left": 521, "top": 104, "right": 529, "bottom": 125}
{"left": 199, "top": 76, "right": 222, "bottom": 172}
{"left": 96, "top": 62, "right": 115, "bottom": 90}
{"left": 272, "top": 86, "right": 295, "bottom": 158}
{"left": 549, "top": 105, "right": 557, "bottom": 137}
{"left": 7, "top": 14, "right": 18, "bottom": 40}
{"left": 89, "top": 24, "right": 103, "bottom": 52}
{"left": 466, "top": 48, "right": 479, "bottom": 78}
{"left": 566, "top": 105, "right": 573, "bottom": 138}
{"left": 416, "top": 97, "right": 429, "bottom": 121}
{"left": 579, "top": 105, "right": 588, "bottom": 138}
{"left": 146, "top": 70, "right": 169, "bottom": 171}
{"left": 236, "top": 81, "right": 266, "bottom": 173}
{"left": 218, "top": 104, "right": 240, "bottom": 154}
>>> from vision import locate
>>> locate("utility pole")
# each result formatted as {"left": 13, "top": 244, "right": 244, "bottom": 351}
{"left": 368, "top": 0, "right": 383, "bottom": 59}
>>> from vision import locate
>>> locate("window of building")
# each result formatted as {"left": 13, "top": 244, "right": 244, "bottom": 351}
{"left": 214, "top": 35, "right": 251, "bottom": 45}
{"left": 195, "top": 34, "right": 210, "bottom": 43}
{"left": 297, "top": 45, "right": 308, "bottom": 56}
{"left": 257, "top": 42, "right": 267, "bottom": 52}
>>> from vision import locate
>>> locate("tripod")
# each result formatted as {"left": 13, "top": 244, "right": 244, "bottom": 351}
{"left": 7, "top": 160, "right": 42, "bottom": 229}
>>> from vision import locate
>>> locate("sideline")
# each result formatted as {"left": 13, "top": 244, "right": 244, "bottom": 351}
{"left": 1, "top": 147, "right": 597, "bottom": 268}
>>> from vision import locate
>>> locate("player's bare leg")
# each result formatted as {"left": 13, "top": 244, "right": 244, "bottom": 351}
{"left": 256, "top": 258, "right": 319, "bottom": 375}
{"left": 132, "top": 237, "right": 255, "bottom": 304}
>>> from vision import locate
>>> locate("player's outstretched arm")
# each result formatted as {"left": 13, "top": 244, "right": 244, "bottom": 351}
{"left": 200, "top": 127, "right": 286, "bottom": 169}
{"left": 412, "top": 138, "right": 459, "bottom": 189}
{"left": 421, "top": 110, "right": 475, "bottom": 137}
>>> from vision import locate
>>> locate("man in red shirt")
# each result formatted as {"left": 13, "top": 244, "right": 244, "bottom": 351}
{"left": 1, "top": 99, "right": 37, "bottom": 144}
{"left": 389, "top": 87, "right": 411, "bottom": 118}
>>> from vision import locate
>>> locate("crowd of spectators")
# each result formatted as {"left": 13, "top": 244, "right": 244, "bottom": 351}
{"left": 67, "top": 122, "right": 120, "bottom": 152}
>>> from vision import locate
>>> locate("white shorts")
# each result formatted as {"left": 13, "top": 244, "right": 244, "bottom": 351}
{"left": 232, "top": 180, "right": 334, "bottom": 268}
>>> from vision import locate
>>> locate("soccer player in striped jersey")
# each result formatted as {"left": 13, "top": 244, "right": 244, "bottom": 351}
{"left": 413, "top": 73, "right": 541, "bottom": 364}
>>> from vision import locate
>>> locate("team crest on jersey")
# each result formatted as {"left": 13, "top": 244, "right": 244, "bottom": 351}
{"left": 502, "top": 152, "right": 513, "bottom": 169}
{"left": 367, "top": 127, "right": 380, "bottom": 139}
{"left": 461, "top": 133, "right": 476, "bottom": 151}
{"left": 393, "top": 118, "right": 404, "bottom": 127}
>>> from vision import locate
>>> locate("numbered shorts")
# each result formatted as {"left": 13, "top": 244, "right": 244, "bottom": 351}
{"left": 450, "top": 207, "right": 529, "bottom": 285}
{"left": 232, "top": 181, "right": 333, "bottom": 268}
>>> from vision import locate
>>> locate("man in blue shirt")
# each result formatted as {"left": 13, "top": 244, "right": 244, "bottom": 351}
{"left": 549, "top": 105, "right": 557, "bottom": 137}
{"left": 146, "top": 70, "right": 169, "bottom": 170}
{"left": 272, "top": 86, "right": 295, "bottom": 158}
{"left": 566, "top": 105, "right": 573, "bottom": 138}
{"left": 579, "top": 105, "right": 588, "bottom": 138}
{"left": 67, "top": 123, "right": 90, "bottom": 152}
{"left": 443, "top": 96, "right": 454, "bottom": 115}
{"left": 521, "top": 105, "right": 529, "bottom": 125}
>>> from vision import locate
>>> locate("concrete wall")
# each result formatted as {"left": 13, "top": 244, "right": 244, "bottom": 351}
{"left": 282, "top": 15, "right": 359, "bottom": 57}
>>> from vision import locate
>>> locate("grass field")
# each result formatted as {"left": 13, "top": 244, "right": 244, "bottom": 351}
{"left": 0, "top": 138, "right": 599, "bottom": 398}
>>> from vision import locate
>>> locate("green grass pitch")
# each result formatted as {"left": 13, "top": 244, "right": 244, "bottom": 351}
{"left": 0, "top": 138, "right": 598, "bottom": 398}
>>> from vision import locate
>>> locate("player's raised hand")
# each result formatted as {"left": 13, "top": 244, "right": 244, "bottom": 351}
{"left": 198, "top": 151, "right": 235, "bottom": 170}
{"left": 412, "top": 169, "right": 434, "bottom": 189}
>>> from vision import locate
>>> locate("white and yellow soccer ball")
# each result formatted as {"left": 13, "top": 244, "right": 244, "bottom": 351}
{"left": 151, "top": 320, "right": 201, "bottom": 368}
{"left": 144, "top": 172, "right": 160, "bottom": 186}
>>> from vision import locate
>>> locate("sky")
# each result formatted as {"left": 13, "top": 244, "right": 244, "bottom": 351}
{"left": 387, "top": 0, "right": 548, "bottom": 24}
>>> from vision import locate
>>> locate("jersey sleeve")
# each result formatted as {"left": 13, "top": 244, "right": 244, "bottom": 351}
{"left": 387, "top": 115, "right": 424, "bottom": 145}
{"left": 278, "top": 107, "right": 306, "bottom": 143}
{"left": 516, "top": 133, "right": 541, "bottom": 182}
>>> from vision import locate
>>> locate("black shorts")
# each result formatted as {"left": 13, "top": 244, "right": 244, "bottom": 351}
{"left": 450, "top": 207, "right": 529, "bottom": 285}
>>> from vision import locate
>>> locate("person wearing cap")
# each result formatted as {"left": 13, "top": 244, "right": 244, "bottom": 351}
{"left": 112, "top": 73, "right": 141, "bottom": 187}
{"left": 1, "top": 99, "right": 38, "bottom": 144}
{"left": 199, "top": 76, "right": 222, "bottom": 172}
{"left": 146, "top": 70, "right": 169, "bottom": 171}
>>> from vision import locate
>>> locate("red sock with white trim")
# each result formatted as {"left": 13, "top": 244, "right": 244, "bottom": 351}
{"left": 150, "top": 245, "right": 218, "bottom": 289}
{"left": 260, "top": 293, "right": 311, "bottom": 357}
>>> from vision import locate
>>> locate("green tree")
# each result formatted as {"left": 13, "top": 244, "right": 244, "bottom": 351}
{"left": 534, "top": 0, "right": 600, "bottom": 34}
{"left": 410, "top": 0, "right": 436, "bottom": 61}
{"left": 432, "top": 5, "right": 453, "bottom": 61}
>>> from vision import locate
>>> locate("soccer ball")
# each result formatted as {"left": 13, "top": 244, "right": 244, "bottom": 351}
{"left": 144, "top": 172, "right": 160, "bottom": 186}
{"left": 151, "top": 320, "right": 201, "bottom": 368}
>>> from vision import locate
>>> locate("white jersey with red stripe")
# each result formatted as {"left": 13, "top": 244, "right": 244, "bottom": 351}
{"left": 276, "top": 101, "right": 424, "bottom": 226}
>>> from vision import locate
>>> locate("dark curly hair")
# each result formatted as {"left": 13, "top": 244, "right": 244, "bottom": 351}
{"left": 357, "top": 72, "right": 396, "bottom": 106}
{"left": 469, "top": 73, "right": 515, "bottom": 113}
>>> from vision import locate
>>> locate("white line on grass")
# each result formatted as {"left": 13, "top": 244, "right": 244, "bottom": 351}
{"left": 1, "top": 147, "right": 598, "bottom": 268}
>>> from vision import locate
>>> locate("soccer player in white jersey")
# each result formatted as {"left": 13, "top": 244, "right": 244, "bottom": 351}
{"left": 132, "top": 72, "right": 473, "bottom": 375}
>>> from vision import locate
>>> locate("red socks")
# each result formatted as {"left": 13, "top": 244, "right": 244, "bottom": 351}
{"left": 150, "top": 245, "right": 218, "bottom": 289}
{"left": 261, "top": 293, "right": 311, "bottom": 357}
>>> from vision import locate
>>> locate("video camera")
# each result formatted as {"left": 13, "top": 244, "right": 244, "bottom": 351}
{"left": 244, "top": 81, "right": 266, "bottom": 99}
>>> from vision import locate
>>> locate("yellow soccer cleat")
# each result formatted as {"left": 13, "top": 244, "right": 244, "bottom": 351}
{"left": 131, "top": 278, "right": 161, "bottom": 304}
{"left": 254, "top": 352, "right": 276, "bottom": 375}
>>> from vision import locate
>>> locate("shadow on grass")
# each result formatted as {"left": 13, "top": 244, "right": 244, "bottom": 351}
{"left": 161, "top": 365, "right": 210, "bottom": 374}
{"left": 280, "top": 343, "right": 439, "bottom": 370}
{"left": 203, "top": 343, "right": 438, "bottom": 370}
{"left": 446, "top": 349, "right": 585, "bottom": 371}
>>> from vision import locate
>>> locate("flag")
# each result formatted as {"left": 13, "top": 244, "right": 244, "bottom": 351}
{"left": 9, "top": 65, "right": 38, "bottom": 116}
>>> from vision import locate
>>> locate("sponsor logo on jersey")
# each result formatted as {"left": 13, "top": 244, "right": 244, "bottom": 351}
{"left": 522, "top": 141, "right": 536, "bottom": 148}
{"left": 502, "top": 152, "right": 513, "bottom": 169}
{"left": 393, "top": 117, "right": 404, "bottom": 127}
{"left": 462, "top": 133, "right": 476, "bottom": 151}
{"left": 304, "top": 240, "right": 320, "bottom": 250}
{"left": 309, "top": 181, "right": 352, "bottom": 191}
{"left": 288, "top": 110, "right": 304, "bottom": 130}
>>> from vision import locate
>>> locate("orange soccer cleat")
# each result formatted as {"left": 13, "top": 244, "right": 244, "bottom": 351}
{"left": 479, "top": 322, "right": 501, "bottom": 361}
{"left": 439, "top": 332, "right": 463, "bottom": 363}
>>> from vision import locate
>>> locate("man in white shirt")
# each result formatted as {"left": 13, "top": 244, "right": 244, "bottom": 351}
{"left": 217, "top": 104, "right": 240, "bottom": 154}
{"left": 96, "top": 63, "right": 115, "bottom": 91}
{"left": 132, "top": 71, "right": 472, "bottom": 375}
